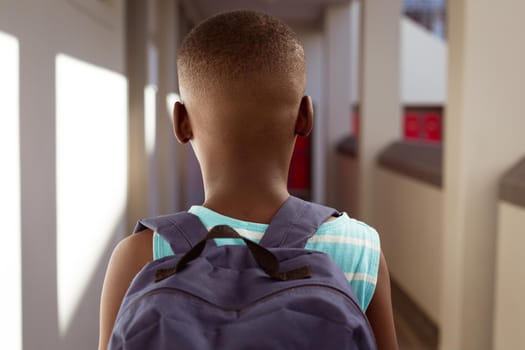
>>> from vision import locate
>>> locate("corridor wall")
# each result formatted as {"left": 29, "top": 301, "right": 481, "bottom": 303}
{"left": 493, "top": 201, "right": 525, "bottom": 349}
{"left": 493, "top": 159, "right": 525, "bottom": 349}
{"left": 0, "top": 1, "right": 126, "bottom": 349}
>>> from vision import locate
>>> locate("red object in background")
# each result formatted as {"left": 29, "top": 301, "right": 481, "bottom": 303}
{"left": 404, "top": 112, "right": 421, "bottom": 140}
{"left": 423, "top": 112, "right": 441, "bottom": 142}
{"left": 352, "top": 107, "right": 360, "bottom": 136}
{"left": 403, "top": 107, "right": 443, "bottom": 143}
{"left": 288, "top": 135, "right": 310, "bottom": 192}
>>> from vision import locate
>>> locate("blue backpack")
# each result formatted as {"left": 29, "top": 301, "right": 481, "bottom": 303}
{"left": 109, "top": 196, "right": 377, "bottom": 349}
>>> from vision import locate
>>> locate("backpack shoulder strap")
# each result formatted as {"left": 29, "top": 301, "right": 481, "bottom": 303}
{"left": 133, "top": 212, "right": 210, "bottom": 254}
{"left": 259, "top": 196, "right": 341, "bottom": 249}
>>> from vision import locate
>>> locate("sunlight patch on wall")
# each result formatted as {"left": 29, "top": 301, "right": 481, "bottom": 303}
{"left": 55, "top": 54, "right": 128, "bottom": 335}
{"left": 144, "top": 84, "right": 157, "bottom": 156}
{"left": 0, "top": 30, "right": 21, "bottom": 350}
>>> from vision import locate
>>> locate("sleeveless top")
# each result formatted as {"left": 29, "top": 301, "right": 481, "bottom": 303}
{"left": 153, "top": 205, "right": 381, "bottom": 311}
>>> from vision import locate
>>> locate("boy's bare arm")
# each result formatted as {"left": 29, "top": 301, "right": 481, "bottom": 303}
{"left": 366, "top": 251, "right": 399, "bottom": 350}
{"left": 98, "top": 230, "right": 153, "bottom": 350}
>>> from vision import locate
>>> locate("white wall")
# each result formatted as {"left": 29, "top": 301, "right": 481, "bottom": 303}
{"left": 0, "top": 1, "right": 126, "bottom": 349}
{"left": 324, "top": 2, "right": 352, "bottom": 206}
{"left": 493, "top": 201, "right": 525, "bottom": 349}
{"left": 0, "top": 29, "right": 22, "bottom": 350}
{"left": 348, "top": 3, "right": 448, "bottom": 107}
{"left": 375, "top": 168, "right": 443, "bottom": 323}
{"left": 401, "top": 17, "right": 447, "bottom": 105}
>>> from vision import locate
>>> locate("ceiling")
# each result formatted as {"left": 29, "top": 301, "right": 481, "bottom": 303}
{"left": 180, "top": 0, "right": 350, "bottom": 27}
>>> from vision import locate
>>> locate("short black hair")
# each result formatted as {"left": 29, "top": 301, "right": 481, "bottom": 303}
{"left": 177, "top": 10, "right": 305, "bottom": 94}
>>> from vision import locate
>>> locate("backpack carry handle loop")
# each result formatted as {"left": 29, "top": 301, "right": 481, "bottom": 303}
{"left": 155, "top": 225, "right": 311, "bottom": 282}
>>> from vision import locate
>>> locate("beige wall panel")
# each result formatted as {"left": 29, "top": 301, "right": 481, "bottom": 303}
{"left": 441, "top": 1, "right": 525, "bottom": 348}
{"left": 376, "top": 168, "right": 443, "bottom": 324}
{"left": 493, "top": 201, "right": 525, "bottom": 350}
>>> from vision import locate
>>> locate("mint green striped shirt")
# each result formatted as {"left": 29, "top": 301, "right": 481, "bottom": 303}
{"left": 153, "top": 206, "right": 381, "bottom": 311}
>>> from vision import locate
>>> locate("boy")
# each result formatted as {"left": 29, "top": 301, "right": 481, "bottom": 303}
{"left": 99, "top": 10, "right": 398, "bottom": 350}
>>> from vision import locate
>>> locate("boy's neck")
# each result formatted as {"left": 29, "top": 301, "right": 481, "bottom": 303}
{"left": 201, "top": 174, "right": 289, "bottom": 224}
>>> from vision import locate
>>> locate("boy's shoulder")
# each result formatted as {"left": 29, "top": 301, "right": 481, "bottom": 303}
{"left": 99, "top": 229, "right": 154, "bottom": 347}
{"left": 316, "top": 212, "right": 380, "bottom": 243}
{"left": 109, "top": 229, "right": 154, "bottom": 277}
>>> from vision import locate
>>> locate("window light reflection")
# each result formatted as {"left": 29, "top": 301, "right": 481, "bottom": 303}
{"left": 0, "top": 30, "right": 21, "bottom": 350}
{"left": 55, "top": 54, "right": 128, "bottom": 335}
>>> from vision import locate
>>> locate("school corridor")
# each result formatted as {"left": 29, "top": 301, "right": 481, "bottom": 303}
{"left": 1, "top": 0, "right": 524, "bottom": 349}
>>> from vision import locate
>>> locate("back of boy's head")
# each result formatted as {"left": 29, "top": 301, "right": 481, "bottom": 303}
{"left": 176, "top": 11, "right": 308, "bottom": 164}
{"left": 178, "top": 10, "right": 305, "bottom": 100}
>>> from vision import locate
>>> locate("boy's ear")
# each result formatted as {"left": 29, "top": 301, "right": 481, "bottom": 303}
{"left": 173, "top": 101, "right": 193, "bottom": 144}
{"left": 295, "top": 96, "right": 313, "bottom": 137}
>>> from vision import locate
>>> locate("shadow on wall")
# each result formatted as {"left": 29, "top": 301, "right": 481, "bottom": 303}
{"left": 58, "top": 216, "right": 124, "bottom": 349}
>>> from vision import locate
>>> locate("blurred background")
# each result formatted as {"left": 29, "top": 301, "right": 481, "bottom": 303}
{"left": 1, "top": 0, "right": 524, "bottom": 349}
